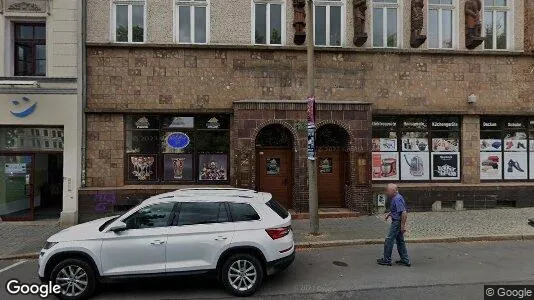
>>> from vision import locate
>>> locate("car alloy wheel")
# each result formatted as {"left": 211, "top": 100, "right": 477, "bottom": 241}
{"left": 227, "top": 259, "right": 257, "bottom": 292}
{"left": 55, "top": 265, "right": 88, "bottom": 297}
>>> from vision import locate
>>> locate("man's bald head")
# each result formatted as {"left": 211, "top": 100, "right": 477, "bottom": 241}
{"left": 385, "top": 184, "right": 398, "bottom": 198}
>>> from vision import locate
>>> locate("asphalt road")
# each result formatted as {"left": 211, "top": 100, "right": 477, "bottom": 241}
{"left": 1, "top": 240, "right": 533, "bottom": 300}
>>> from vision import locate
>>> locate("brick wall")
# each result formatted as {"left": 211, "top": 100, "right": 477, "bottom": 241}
{"left": 86, "top": 46, "right": 534, "bottom": 115}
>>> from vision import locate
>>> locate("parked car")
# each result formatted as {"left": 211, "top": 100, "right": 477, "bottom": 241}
{"left": 38, "top": 188, "right": 294, "bottom": 299}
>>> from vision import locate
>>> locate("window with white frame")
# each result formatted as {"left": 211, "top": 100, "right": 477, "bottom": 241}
{"left": 428, "top": 0, "right": 454, "bottom": 49}
{"left": 253, "top": 0, "right": 284, "bottom": 45}
{"left": 484, "top": 0, "right": 510, "bottom": 50}
{"left": 314, "top": 0, "right": 344, "bottom": 46}
{"left": 176, "top": 0, "right": 209, "bottom": 44}
{"left": 372, "top": 0, "right": 399, "bottom": 48}
{"left": 113, "top": 1, "right": 145, "bottom": 43}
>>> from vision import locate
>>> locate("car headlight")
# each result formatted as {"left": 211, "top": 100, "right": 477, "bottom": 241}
{"left": 42, "top": 242, "right": 58, "bottom": 250}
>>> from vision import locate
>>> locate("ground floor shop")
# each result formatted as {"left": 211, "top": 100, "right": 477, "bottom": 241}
{"left": 0, "top": 91, "right": 81, "bottom": 224}
{"left": 80, "top": 108, "right": 534, "bottom": 222}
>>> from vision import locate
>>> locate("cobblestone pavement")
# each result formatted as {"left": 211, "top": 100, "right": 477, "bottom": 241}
{"left": 0, "top": 221, "right": 62, "bottom": 258}
{"left": 292, "top": 207, "right": 534, "bottom": 242}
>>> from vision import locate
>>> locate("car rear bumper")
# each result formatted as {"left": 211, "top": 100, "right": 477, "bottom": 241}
{"left": 266, "top": 250, "right": 295, "bottom": 276}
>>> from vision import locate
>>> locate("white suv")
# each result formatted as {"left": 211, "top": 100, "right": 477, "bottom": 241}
{"left": 38, "top": 188, "right": 294, "bottom": 299}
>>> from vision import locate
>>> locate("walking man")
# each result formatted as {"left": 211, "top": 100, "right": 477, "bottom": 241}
{"left": 377, "top": 184, "right": 411, "bottom": 267}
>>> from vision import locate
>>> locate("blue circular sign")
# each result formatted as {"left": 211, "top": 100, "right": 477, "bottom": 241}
{"left": 166, "top": 132, "right": 190, "bottom": 149}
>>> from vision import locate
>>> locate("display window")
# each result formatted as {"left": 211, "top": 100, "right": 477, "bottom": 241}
{"left": 125, "top": 114, "right": 230, "bottom": 184}
{"left": 372, "top": 116, "right": 461, "bottom": 182}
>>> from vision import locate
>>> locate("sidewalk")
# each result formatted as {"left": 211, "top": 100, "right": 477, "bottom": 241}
{"left": 0, "top": 208, "right": 533, "bottom": 260}
{"left": 292, "top": 207, "right": 534, "bottom": 247}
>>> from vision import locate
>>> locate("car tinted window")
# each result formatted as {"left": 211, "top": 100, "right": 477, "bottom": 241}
{"left": 177, "top": 202, "right": 229, "bottom": 226}
{"left": 124, "top": 202, "right": 176, "bottom": 230}
{"left": 266, "top": 199, "right": 289, "bottom": 219}
{"left": 229, "top": 203, "right": 260, "bottom": 222}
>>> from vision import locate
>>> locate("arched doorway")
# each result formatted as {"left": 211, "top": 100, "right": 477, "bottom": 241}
{"left": 255, "top": 124, "right": 294, "bottom": 208}
{"left": 316, "top": 124, "right": 350, "bottom": 208}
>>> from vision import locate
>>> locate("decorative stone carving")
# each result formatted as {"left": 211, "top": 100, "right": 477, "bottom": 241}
{"left": 410, "top": 0, "right": 427, "bottom": 48}
{"left": 293, "top": 0, "right": 306, "bottom": 45}
{"left": 465, "top": 0, "right": 484, "bottom": 49}
{"left": 353, "top": 0, "right": 367, "bottom": 47}
{"left": 7, "top": 1, "right": 42, "bottom": 12}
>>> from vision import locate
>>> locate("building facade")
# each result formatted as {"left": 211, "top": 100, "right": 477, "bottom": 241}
{"left": 81, "top": 0, "right": 533, "bottom": 222}
{"left": 0, "top": 0, "right": 83, "bottom": 224}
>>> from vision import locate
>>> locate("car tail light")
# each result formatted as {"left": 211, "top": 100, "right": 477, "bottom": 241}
{"left": 266, "top": 226, "right": 291, "bottom": 240}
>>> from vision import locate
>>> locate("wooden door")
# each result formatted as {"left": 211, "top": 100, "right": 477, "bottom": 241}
{"left": 257, "top": 149, "right": 292, "bottom": 208}
{"left": 317, "top": 150, "right": 344, "bottom": 207}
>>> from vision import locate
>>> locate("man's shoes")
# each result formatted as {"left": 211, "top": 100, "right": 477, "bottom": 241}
{"left": 395, "top": 260, "right": 411, "bottom": 267}
{"left": 376, "top": 258, "right": 392, "bottom": 266}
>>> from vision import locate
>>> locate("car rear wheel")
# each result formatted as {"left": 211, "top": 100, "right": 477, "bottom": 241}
{"left": 221, "top": 253, "right": 263, "bottom": 296}
{"left": 50, "top": 258, "right": 96, "bottom": 300}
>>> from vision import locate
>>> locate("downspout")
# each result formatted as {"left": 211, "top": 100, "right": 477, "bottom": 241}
{"left": 81, "top": 0, "right": 87, "bottom": 188}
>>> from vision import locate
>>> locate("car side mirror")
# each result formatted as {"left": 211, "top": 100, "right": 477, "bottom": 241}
{"left": 107, "top": 221, "right": 127, "bottom": 233}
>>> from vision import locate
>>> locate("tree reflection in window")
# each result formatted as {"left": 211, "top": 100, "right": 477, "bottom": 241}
{"left": 317, "top": 124, "right": 349, "bottom": 149}
{"left": 124, "top": 202, "right": 175, "bottom": 229}
{"left": 256, "top": 124, "right": 293, "bottom": 148}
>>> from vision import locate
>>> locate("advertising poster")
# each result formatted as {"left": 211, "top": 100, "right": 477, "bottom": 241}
{"left": 372, "top": 138, "right": 397, "bottom": 152}
{"left": 480, "top": 139, "right": 502, "bottom": 151}
{"left": 503, "top": 139, "right": 527, "bottom": 152}
{"left": 431, "top": 153, "right": 460, "bottom": 180}
{"left": 530, "top": 152, "right": 534, "bottom": 180}
{"left": 480, "top": 152, "right": 502, "bottom": 180}
{"left": 372, "top": 152, "right": 399, "bottom": 181}
{"left": 128, "top": 155, "right": 157, "bottom": 181}
{"left": 401, "top": 132, "right": 428, "bottom": 152}
{"left": 198, "top": 154, "right": 228, "bottom": 181}
{"left": 503, "top": 152, "right": 528, "bottom": 180}
{"left": 432, "top": 138, "right": 459, "bottom": 152}
{"left": 164, "top": 154, "right": 193, "bottom": 181}
{"left": 400, "top": 152, "right": 430, "bottom": 181}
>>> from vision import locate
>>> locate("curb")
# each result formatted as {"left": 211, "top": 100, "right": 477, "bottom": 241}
{"left": 295, "top": 234, "right": 534, "bottom": 250}
{"left": 0, "top": 252, "right": 39, "bottom": 261}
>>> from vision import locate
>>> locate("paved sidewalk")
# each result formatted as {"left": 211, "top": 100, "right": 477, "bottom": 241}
{"left": 292, "top": 207, "right": 534, "bottom": 245}
{"left": 0, "top": 208, "right": 533, "bottom": 259}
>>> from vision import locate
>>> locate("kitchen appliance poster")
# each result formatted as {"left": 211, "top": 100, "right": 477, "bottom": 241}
{"left": 372, "top": 138, "right": 397, "bottom": 152}
{"left": 431, "top": 153, "right": 460, "bottom": 180}
{"left": 401, "top": 132, "right": 428, "bottom": 152}
{"left": 480, "top": 152, "right": 502, "bottom": 180}
{"left": 432, "top": 138, "right": 459, "bottom": 152}
{"left": 400, "top": 152, "right": 430, "bottom": 181}
{"left": 372, "top": 152, "right": 399, "bottom": 181}
{"left": 503, "top": 152, "right": 528, "bottom": 180}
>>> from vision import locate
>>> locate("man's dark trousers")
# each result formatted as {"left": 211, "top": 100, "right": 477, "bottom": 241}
{"left": 383, "top": 219, "right": 410, "bottom": 264}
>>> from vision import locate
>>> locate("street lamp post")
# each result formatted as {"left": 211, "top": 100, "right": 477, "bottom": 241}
{"left": 306, "top": 0, "right": 319, "bottom": 234}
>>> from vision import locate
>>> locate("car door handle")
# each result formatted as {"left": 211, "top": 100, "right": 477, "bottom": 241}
{"left": 214, "top": 236, "right": 228, "bottom": 241}
{"left": 150, "top": 240, "right": 166, "bottom": 245}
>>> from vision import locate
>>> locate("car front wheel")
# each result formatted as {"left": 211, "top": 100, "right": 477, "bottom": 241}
{"left": 221, "top": 253, "right": 264, "bottom": 296}
{"left": 50, "top": 258, "right": 96, "bottom": 300}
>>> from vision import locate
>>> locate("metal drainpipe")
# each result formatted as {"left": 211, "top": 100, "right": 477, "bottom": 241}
{"left": 81, "top": 0, "right": 87, "bottom": 188}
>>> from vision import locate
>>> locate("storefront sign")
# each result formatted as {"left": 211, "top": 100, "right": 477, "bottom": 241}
{"left": 4, "top": 163, "right": 26, "bottom": 174}
{"left": 372, "top": 121, "right": 397, "bottom": 128}
{"left": 9, "top": 96, "right": 37, "bottom": 118}
{"left": 166, "top": 132, "right": 190, "bottom": 150}
{"left": 135, "top": 117, "right": 150, "bottom": 129}
{"left": 206, "top": 117, "right": 220, "bottom": 129}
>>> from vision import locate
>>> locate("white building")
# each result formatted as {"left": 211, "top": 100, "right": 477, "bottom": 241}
{"left": 0, "top": 0, "right": 82, "bottom": 225}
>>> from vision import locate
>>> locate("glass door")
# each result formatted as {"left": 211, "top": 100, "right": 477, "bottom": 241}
{"left": 0, "top": 154, "right": 34, "bottom": 221}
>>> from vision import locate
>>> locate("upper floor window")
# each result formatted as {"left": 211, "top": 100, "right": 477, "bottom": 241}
{"left": 14, "top": 23, "right": 46, "bottom": 76}
{"left": 176, "top": 0, "right": 209, "bottom": 44}
{"left": 428, "top": 0, "right": 454, "bottom": 49}
{"left": 113, "top": 1, "right": 145, "bottom": 43}
{"left": 484, "top": 0, "right": 510, "bottom": 50}
{"left": 253, "top": 0, "right": 284, "bottom": 45}
{"left": 314, "top": 0, "right": 344, "bottom": 46}
{"left": 372, "top": 0, "right": 399, "bottom": 48}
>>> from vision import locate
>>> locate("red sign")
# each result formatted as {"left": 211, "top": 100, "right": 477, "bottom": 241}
{"left": 307, "top": 97, "right": 316, "bottom": 124}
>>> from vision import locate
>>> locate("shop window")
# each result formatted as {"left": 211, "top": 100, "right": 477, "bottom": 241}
{"left": 113, "top": 0, "right": 145, "bottom": 43}
{"left": 0, "top": 127, "right": 64, "bottom": 151}
{"left": 176, "top": 0, "right": 209, "bottom": 44}
{"left": 372, "top": 0, "right": 399, "bottom": 48}
{"left": 14, "top": 23, "right": 46, "bottom": 76}
{"left": 428, "top": 0, "right": 454, "bottom": 49}
{"left": 125, "top": 115, "right": 230, "bottom": 184}
{"left": 484, "top": 0, "right": 510, "bottom": 50}
{"left": 314, "top": 0, "right": 344, "bottom": 46}
{"left": 372, "top": 116, "right": 461, "bottom": 182}
{"left": 253, "top": 0, "right": 284, "bottom": 45}
{"left": 480, "top": 117, "right": 530, "bottom": 181}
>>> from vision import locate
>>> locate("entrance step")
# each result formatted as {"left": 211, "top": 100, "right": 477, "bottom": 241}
{"left": 289, "top": 208, "right": 360, "bottom": 220}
